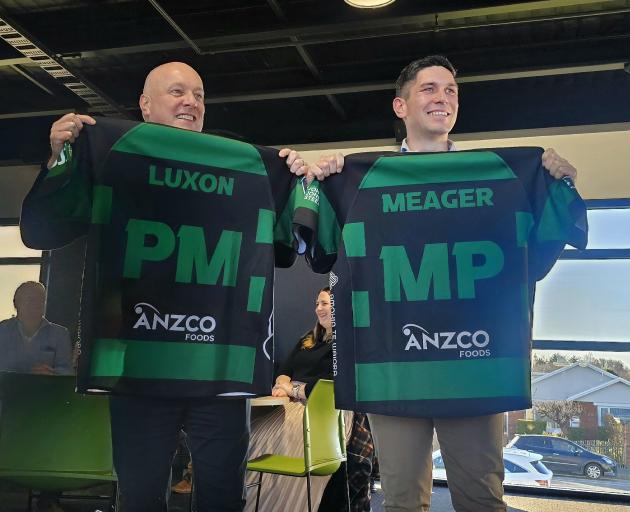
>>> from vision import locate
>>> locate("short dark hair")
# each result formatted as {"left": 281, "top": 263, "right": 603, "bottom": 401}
{"left": 395, "top": 55, "right": 457, "bottom": 98}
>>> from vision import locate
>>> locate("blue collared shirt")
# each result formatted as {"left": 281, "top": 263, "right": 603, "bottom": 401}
{"left": 0, "top": 317, "right": 73, "bottom": 375}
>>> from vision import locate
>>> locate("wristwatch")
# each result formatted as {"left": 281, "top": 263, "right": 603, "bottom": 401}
{"left": 292, "top": 382, "right": 301, "bottom": 399}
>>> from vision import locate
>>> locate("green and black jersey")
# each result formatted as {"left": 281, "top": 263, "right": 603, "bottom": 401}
{"left": 301, "top": 148, "right": 587, "bottom": 418}
{"left": 21, "top": 118, "right": 309, "bottom": 398}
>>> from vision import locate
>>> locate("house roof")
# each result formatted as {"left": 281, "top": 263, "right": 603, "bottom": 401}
{"left": 567, "top": 378, "right": 630, "bottom": 401}
{"left": 532, "top": 362, "right": 622, "bottom": 384}
{"left": 533, "top": 362, "right": 630, "bottom": 403}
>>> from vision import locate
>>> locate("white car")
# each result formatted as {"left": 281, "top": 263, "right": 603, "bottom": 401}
{"left": 432, "top": 447, "right": 553, "bottom": 487}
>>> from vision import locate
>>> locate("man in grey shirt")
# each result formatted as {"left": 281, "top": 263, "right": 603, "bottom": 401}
{"left": 0, "top": 281, "right": 72, "bottom": 375}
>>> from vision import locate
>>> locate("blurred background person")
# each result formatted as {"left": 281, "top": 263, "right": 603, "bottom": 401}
{"left": 0, "top": 280, "right": 73, "bottom": 511}
{"left": 0, "top": 281, "right": 72, "bottom": 376}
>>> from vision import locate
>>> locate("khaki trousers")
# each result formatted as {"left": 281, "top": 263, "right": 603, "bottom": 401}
{"left": 367, "top": 412, "right": 506, "bottom": 512}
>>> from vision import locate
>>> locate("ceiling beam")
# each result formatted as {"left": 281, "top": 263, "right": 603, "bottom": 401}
{"left": 0, "top": 62, "right": 625, "bottom": 120}
{"left": 200, "top": 62, "right": 628, "bottom": 104}
{"left": 0, "top": 13, "right": 127, "bottom": 117}
{"left": 0, "top": 57, "right": 32, "bottom": 68}
{"left": 147, "top": 0, "right": 203, "bottom": 54}
{"left": 59, "top": 0, "right": 630, "bottom": 59}
{"left": 0, "top": 108, "right": 76, "bottom": 120}
{"left": 266, "top": 0, "right": 347, "bottom": 120}
{"left": 9, "top": 64, "right": 54, "bottom": 95}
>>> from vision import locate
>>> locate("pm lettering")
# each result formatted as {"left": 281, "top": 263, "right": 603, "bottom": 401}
{"left": 380, "top": 241, "right": 504, "bottom": 301}
{"left": 123, "top": 219, "right": 242, "bottom": 285}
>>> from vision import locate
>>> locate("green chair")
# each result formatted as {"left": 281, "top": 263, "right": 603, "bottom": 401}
{"left": 247, "top": 379, "right": 346, "bottom": 512}
{"left": 0, "top": 373, "right": 117, "bottom": 511}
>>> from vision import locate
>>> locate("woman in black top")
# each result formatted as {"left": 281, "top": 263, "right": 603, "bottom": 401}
{"left": 272, "top": 286, "right": 333, "bottom": 401}
{"left": 270, "top": 286, "right": 375, "bottom": 512}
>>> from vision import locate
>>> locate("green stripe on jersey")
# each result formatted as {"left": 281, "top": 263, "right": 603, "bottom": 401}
{"left": 355, "top": 357, "right": 529, "bottom": 401}
{"left": 256, "top": 209, "right": 275, "bottom": 244}
{"left": 91, "top": 185, "right": 112, "bottom": 224}
{"left": 515, "top": 212, "right": 534, "bottom": 248}
{"left": 247, "top": 276, "right": 266, "bottom": 313}
{"left": 342, "top": 222, "right": 366, "bottom": 257}
{"left": 90, "top": 338, "right": 255, "bottom": 383}
{"left": 317, "top": 189, "right": 342, "bottom": 256}
{"left": 360, "top": 152, "right": 516, "bottom": 189}
{"left": 112, "top": 123, "right": 267, "bottom": 175}
{"left": 352, "top": 291, "right": 370, "bottom": 328}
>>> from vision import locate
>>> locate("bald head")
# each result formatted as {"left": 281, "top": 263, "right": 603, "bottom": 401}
{"left": 139, "top": 62, "right": 205, "bottom": 132}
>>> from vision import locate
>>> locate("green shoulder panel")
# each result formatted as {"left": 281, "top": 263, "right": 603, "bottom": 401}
{"left": 111, "top": 123, "right": 267, "bottom": 175}
{"left": 317, "top": 184, "right": 341, "bottom": 256}
{"left": 537, "top": 179, "right": 583, "bottom": 243}
{"left": 359, "top": 151, "right": 516, "bottom": 189}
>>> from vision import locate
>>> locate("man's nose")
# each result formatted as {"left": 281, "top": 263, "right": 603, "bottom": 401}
{"left": 183, "top": 91, "right": 197, "bottom": 105}
{"left": 434, "top": 91, "right": 447, "bottom": 103}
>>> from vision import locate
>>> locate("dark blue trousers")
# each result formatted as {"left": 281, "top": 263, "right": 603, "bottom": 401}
{"left": 110, "top": 395, "right": 250, "bottom": 512}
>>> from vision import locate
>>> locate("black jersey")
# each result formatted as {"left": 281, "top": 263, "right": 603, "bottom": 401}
{"left": 301, "top": 148, "right": 587, "bottom": 418}
{"left": 21, "top": 118, "right": 309, "bottom": 398}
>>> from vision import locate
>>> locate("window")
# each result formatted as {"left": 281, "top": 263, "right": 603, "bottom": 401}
{"left": 550, "top": 438, "right": 569, "bottom": 452}
{"left": 533, "top": 203, "right": 630, "bottom": 350}
{"left": 527, "top": 200, "right": 630, "bottom": 497}
{"left": 0, "top": 223, "right": 43, "bottom": 319}
{"left": 531, "top": 461, "right": 551, "bottom": 475}
{"left": 504, "top": 460, "right": 528, "bottom": 473}
{"left": 599, "top": 407, "right": 630, "bottom": 425}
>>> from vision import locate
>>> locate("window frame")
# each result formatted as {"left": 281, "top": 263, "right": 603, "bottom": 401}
{"left": 533, "top": 199, "right": 630, "bottom": 354}
{"left": 0, "top": 217, "right": 46, "bottom": 282}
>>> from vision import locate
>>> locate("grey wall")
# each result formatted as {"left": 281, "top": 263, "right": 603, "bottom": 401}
{"left": 0, "top": 165, "right": 39, "bottom": 218}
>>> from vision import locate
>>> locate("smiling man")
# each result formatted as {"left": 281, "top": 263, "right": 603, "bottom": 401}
{"left": 394, "top": 57, "right": 459, "bottom": 153}
{"left": 39, "top": 61, "right": 308, "bottom": 512}
{"left": 139, "top": 62, "right": 206, "bottom": 132}
{"left": 308, "top": 55, "right": 581, "bottom": 512}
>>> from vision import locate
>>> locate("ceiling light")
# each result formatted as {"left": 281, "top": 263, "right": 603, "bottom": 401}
{"left": 345, "top": 0, "right": 396, "bottom": 8}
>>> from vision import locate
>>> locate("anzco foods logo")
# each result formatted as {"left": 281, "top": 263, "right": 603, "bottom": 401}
{"left": 133, "top": 303, "right": 216, "bottom": 342}
{"left": 402, "top": 324, "right": 491, "bottom": 359}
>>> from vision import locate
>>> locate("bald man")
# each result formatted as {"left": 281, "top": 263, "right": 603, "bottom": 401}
{"left": 45, "top": 62, "right": 306, "bottom": 512}
{"left": 0, "top": 281, "right": 72, "bottom": 375}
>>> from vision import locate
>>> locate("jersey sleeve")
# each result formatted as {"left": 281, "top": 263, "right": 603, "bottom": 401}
{"left": 20, "top": 138, "right": 93, "bottom": 249}
{"left": 517, "top": 149, "right": 588, "bottom": 280}
{"left": 532, "top": 174, "right": 588, "bottom": 279}
{"left": 297, "top": 179, "right": 343, "bottom": 274}
{"left": 257, "top": 146, "right": 309, "bottom": 268}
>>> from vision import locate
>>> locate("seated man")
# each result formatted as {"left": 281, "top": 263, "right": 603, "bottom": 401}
{"left": 0, "top": 281, "right": 72, "bottom": 375}
{"left": 0, "top": 281, "right": 72, "bottom": 512}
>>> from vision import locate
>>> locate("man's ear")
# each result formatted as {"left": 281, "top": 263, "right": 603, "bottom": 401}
{"left": 392, "top": 96, "right": 406, "bottom": 120}
{"left": 139, "top": 94, "right": 150, "bottom": 121}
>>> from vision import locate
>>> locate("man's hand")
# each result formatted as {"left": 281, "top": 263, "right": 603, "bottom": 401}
{"left": 310, "top": 153, "right": 344, "bottom": 182}
{"left": 31, "top": 363, "right": 55, "bottom": 375}
{"left": 47, "top": 113, "right": 96, "bottom": 169}
{"left": 542, "top": 148, "right": 577, "bottom": 182}
{"left": 279, "top": 148, "right": 308, "bottom": 177}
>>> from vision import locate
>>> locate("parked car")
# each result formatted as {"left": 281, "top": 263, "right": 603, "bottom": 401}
{"left": 432, "top": 448, "right": 553, "bottom": 487}
{"left": 507, "top": 434, "right": 617, "bottom": 479}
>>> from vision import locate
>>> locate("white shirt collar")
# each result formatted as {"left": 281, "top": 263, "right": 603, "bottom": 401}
{"left": 400, "top": 138, "right": 456, "bottom": 152}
